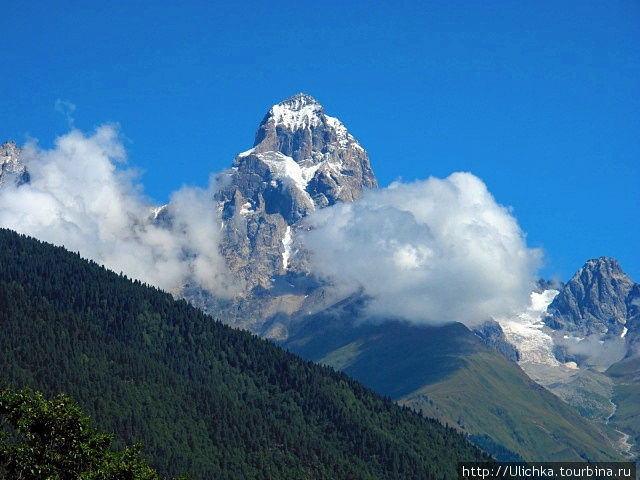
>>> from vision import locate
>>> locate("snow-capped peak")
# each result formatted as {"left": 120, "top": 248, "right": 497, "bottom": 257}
{"left": 268, "top": 93, "right": 324, "bottom": 131}
{"left": 254, "top": 93, "right": 364, "bottom": 156}
{"left": 278, "top": 93, "right": 320, "bottom": 110}
{"left": 224, "top": 93, "right": 378, "bottom": 219}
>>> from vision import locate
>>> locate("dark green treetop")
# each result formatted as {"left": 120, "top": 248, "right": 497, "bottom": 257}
{"left": 0, "top": 385, "right": 180, "bottom": 480}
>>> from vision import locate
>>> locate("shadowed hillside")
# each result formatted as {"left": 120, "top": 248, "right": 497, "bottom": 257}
{"left": 0, "top": 228, "right": 487, "bottom": 479}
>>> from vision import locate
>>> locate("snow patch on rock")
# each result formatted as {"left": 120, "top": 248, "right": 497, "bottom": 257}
{"left": 497, "top": 289, "right": 560, "bottom": 366}
{"left": 282, "top": 226, "right": 292, "bottom": 270}
{"left": 259, "top": 152, "right": 310, "bottom": 192}
{"left": 239, "top": 202, "right": 253, "bottom": 215}
{"left": 270, "top": 98, "right": 323, "bottom": 131}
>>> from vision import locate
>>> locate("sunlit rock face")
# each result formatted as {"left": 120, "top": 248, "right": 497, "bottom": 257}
{"left": 547, "top": 257, "right": 635, "bottom": 338}
{"left": 215, "top": 93, "right": 377, "bottom": 293}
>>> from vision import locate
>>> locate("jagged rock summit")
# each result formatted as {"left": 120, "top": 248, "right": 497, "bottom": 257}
{"left": 547, "top": 257, "right": 636, "bottom": 338}
{"left": 215, "top": 94, "right": 377, "bottom": 294}
{"left": 0, "top": 141, "right": 29, "bottom": 187}
{"left": 221, "top": 93, "right": 376, "bottom": 222}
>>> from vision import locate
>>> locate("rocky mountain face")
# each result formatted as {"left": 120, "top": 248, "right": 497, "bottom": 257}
{"left": 473, "top": 321, "right": 520, "bottom": 362}
{"left": 207, "top": 94, "right": 377, "bottom": 328}
{"left": 625, "top": 283, "right": 640, "bottom": 352}
{"left": 0, "top": 141, "right": 29, "bottom": 187}
{"left": 251, "top": 94, "right": 377, "bottom": 207}
{"left": 547, "top": 257, "right": 635, "bottom": 338}
{"left": 496, "top": 258, "right": 638, "bottom": 371}
{"left": 492, "top": 258, "right": 639, "bottom": 458}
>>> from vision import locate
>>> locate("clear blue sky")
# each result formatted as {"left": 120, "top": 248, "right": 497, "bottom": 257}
{"left": 2, "top": 0, "right": 639, "bottom": 282}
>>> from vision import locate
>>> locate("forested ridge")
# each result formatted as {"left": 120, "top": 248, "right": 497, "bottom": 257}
{"left": 0, "top": 228, "right": 488, "bottom": 479}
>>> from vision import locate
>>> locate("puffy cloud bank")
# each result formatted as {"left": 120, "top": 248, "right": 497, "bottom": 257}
{"left": 303, "top": 173, "right": 542, "bottom": 326}
{"left": 0, "top": 125, "right": 237, "bottom": 297}
{"left": 1, "top": 126, "right": 541, "bottom": 326}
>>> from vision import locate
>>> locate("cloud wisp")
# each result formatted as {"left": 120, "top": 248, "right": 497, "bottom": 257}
{"left": 0, "top": 125, "right": 237, "bottom": 297}
{"left": 302, "top": 173, "right": 542, "bottom": 327}
{"left": 54, "top": 99, "right": 77, "bottom": 128}
{"left": 554, "top": 334, "right": 627, "bottom": 369}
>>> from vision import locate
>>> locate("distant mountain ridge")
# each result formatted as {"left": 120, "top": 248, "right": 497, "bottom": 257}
{"left": 545, "top": 258, "right": 639, "bottom": 460}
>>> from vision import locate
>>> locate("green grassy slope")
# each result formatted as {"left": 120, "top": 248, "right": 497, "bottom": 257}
{"left": 400, "top": 351, "right": 621, "bottom": 461}
{"left": 283, "top": 298, "right": 622, "bottom": 462}
{"left": 0, "top": 228, "right": 487, "bottom": 480}
{"left": 607, "top": 355, "right": 640, "bottom": 460}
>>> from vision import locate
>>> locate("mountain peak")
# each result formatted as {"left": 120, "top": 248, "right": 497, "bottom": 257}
{"left": 277, "top": 93, "right": 320, "bottom": 109}
{"left": 582, "top": 257, "right": 624, "bottom": 275}
{"left": 238, "top": 94, "right": 376, "bottom": 215}
{"left": 251, "top": 93, "right": 372, "bottom": 165}
{"left": 547, "top": 257, "right": 635, "bottom": 336}
{"left": 215, "top": 95, "right": 377, "bottom": 293}
{"left": 257, "top": 93, "right": 325, "bottom": 137}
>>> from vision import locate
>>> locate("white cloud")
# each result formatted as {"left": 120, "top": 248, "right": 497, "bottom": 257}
{"left": 302, "top": 172, "right": 542, "bottom": 327}
{"left": 555, "top": 334, "right": 627, "bottom": 369}
{"left": 0, "top": 125, "right": 237, "bottom": 297}
{"left": 54, "top": 99, "right": 76, "bottom": 128}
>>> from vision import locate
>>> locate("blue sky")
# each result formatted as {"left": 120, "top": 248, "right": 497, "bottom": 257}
{"left": 2, "top": 1, "right": 639, "bottom": 282}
